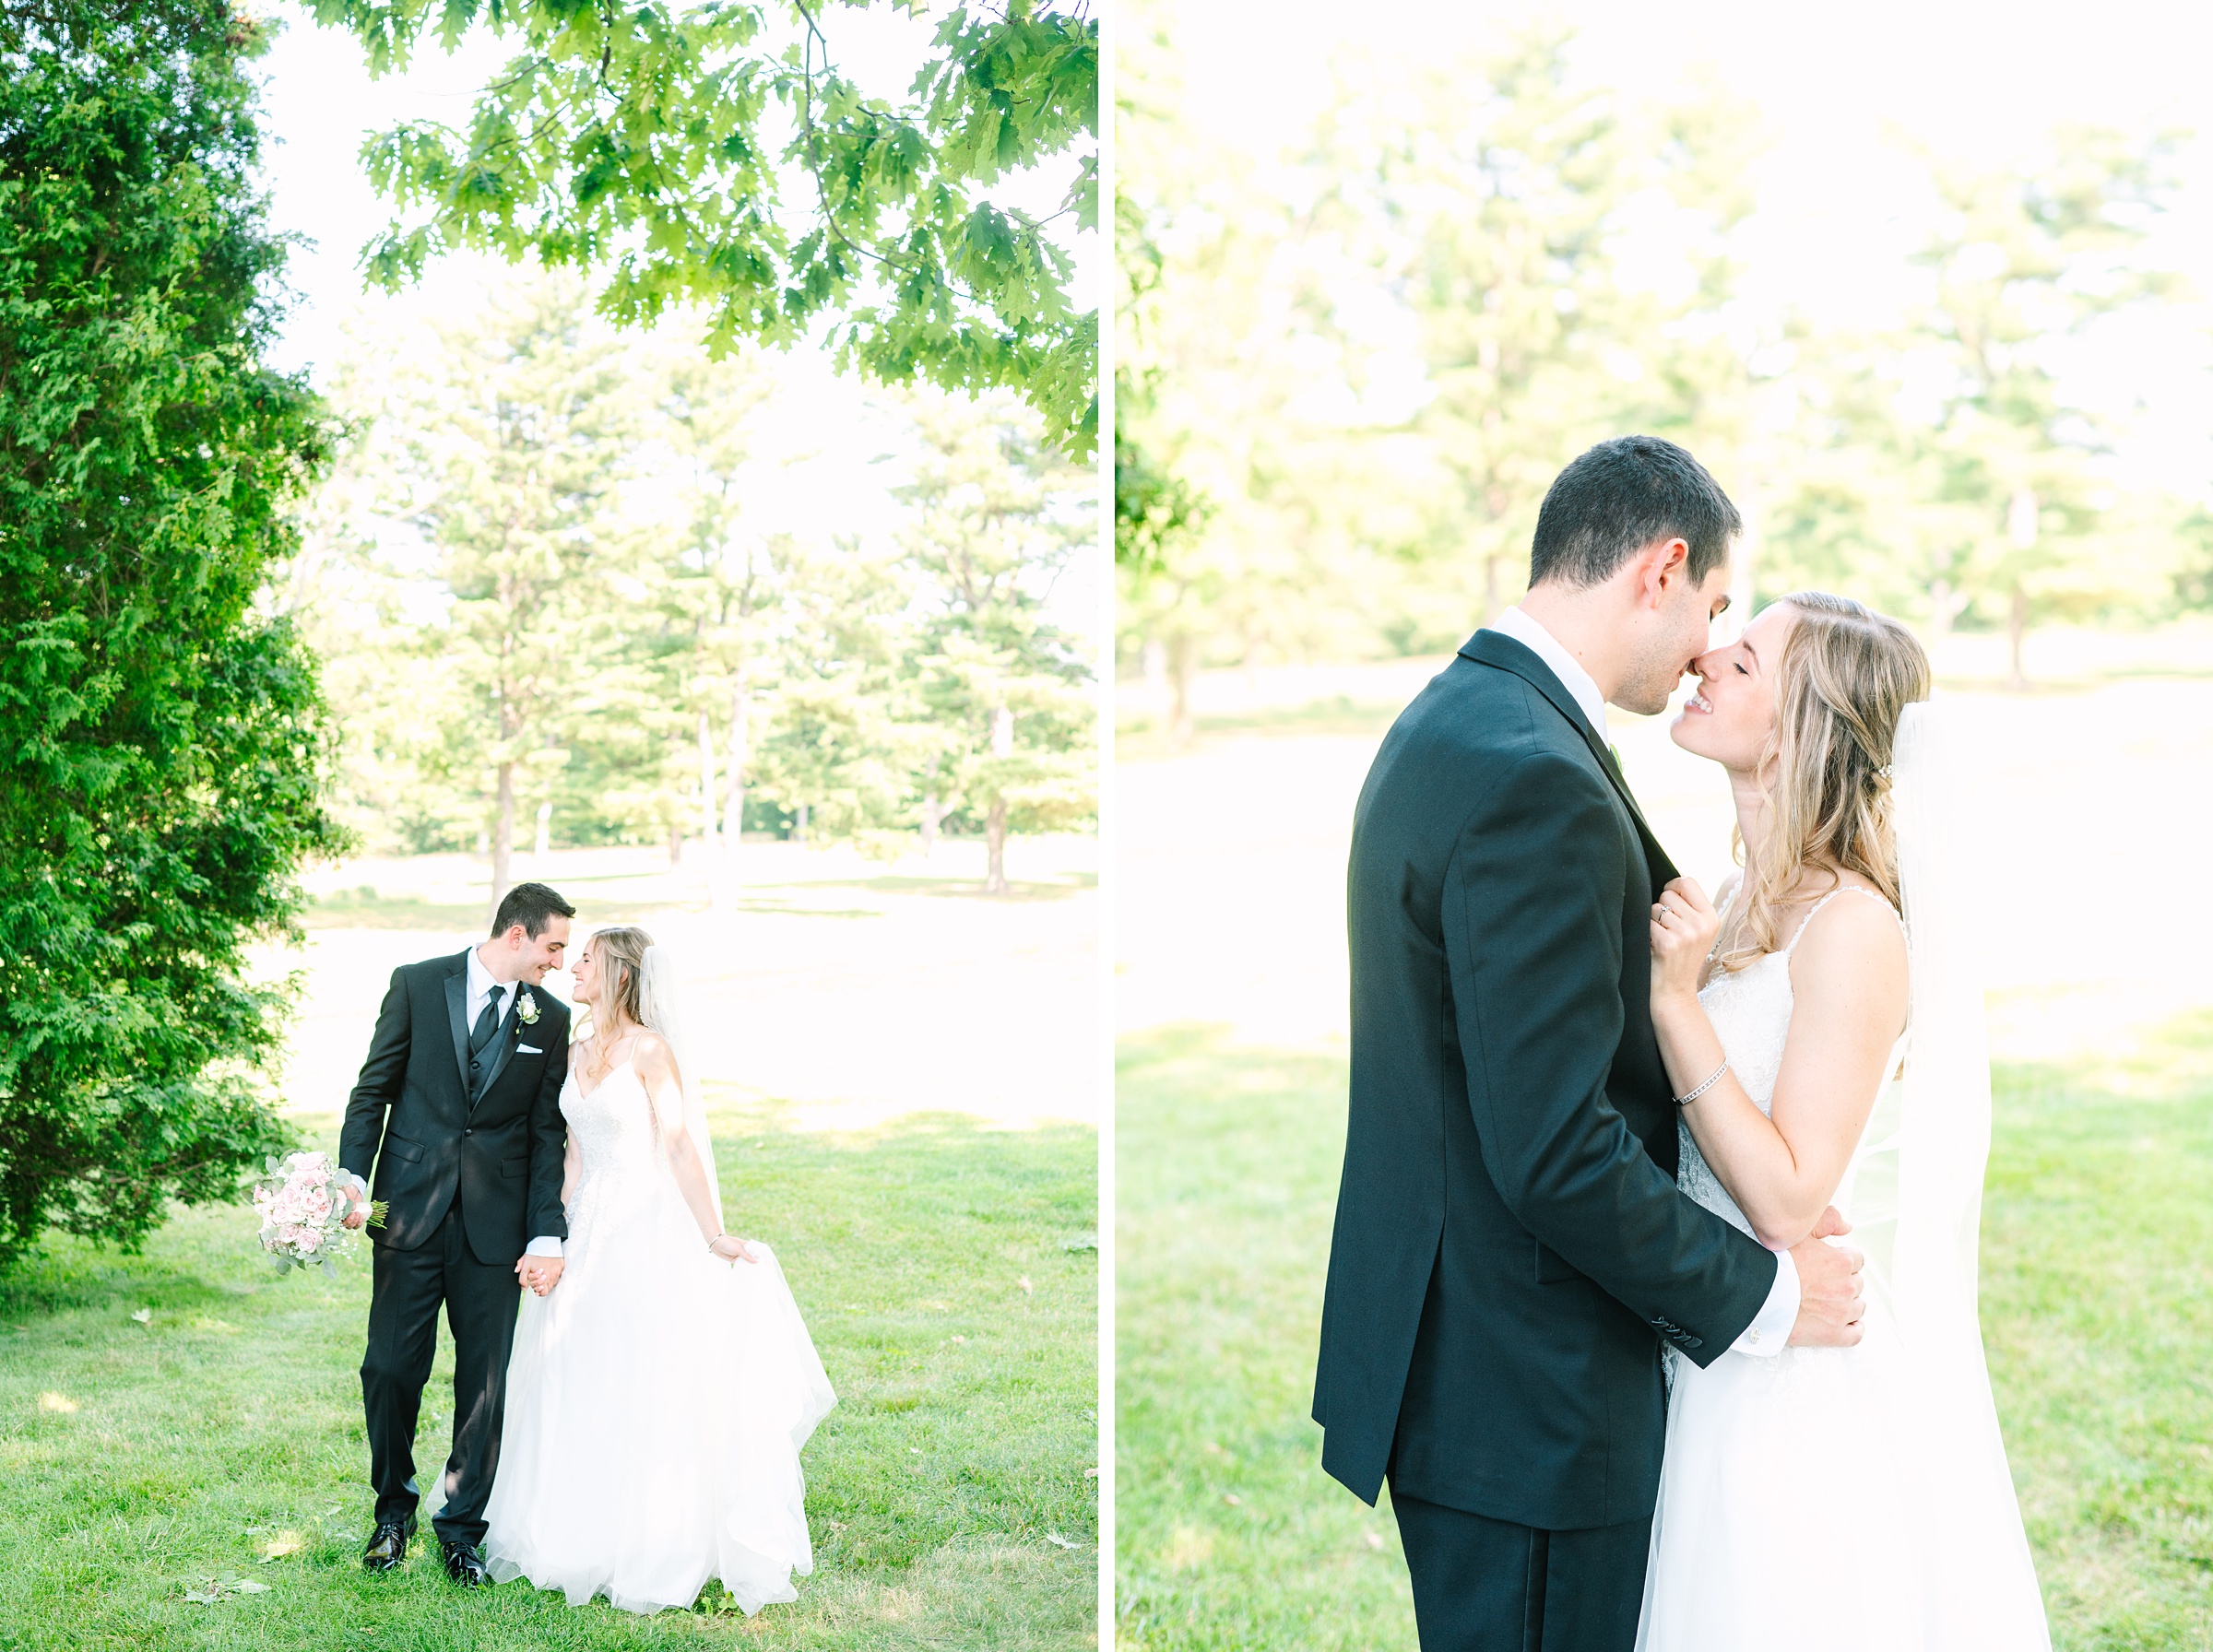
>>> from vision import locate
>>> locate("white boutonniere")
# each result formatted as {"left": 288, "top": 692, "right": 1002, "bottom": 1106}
{"left": 515, "top": 988, "right": 540, "bottom": 1026}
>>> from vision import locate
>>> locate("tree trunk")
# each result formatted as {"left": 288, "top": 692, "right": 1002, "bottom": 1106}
{"left": 491, "top": 760, "right": 515, "bottom": 926}
{"left": 696, "top": 709, "right": 717, "bottom": 851}
{"left": 985, "top": 799, "right": 1009, "bottom": 894}
{"left": 1928, "top": 578, "right": 1970, "bottom": 641}
{"left": 2006, "top": 584, "right": 2030, "bottom": 691}
{"left": 984, "top": 703, "right": 1014, "bottom": 893}
{"left": 794, "top": 803, "right": 810, "bottom": 843}
{"left": 1142, "top": 636, "right": 1167, "bottom": 702}
{"left": 1169, "top": 632, "right": 1197, "bottom": 747}
{"left": 721, "top": 679, "right": 749, "bottom": 856}
{"left": 667, "top": 822, "right": 683, "bottom": 867}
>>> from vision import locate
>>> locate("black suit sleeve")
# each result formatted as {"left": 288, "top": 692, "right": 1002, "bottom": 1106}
{"left": 525, "top": 1011, "right": 570, "bottom": 1243}
{"left": 1445, "top": 748, "right": 1775, "bottom": 1363}
{"left": 339, "top": 966, "right": 410, "bottom": 1183}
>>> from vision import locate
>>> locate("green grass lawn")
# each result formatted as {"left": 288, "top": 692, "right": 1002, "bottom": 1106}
{"left": 0, "top": 1101, "right": 1097, "bottom": 1651}
{"left": 1116, "top": 1014, "right": 2213, "bottom": 1651}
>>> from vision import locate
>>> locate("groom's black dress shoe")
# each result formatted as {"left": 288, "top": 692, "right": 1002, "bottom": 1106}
{"left": 442, "top": 1539, "right": 491, "bottom": 1587}
{"left": 361, "top": 1513, "right": 415, "bottom": 1572}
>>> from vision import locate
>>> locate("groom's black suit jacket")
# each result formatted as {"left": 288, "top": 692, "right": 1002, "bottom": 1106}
{"left": 338, "top": 950, "right": 571, "bottom": 1267}
{"left": 1313, "top": 630, "right": 1779, "bottom": 1531}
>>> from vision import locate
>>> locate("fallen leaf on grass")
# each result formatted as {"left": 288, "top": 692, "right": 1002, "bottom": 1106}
{"left": 1364, "top": 1531, "right": 1385, "bottom": 1552}
{"left": 1045, "top": 1532, "right": 1080, "bottom": 1551}
{"left": 1083, "top": 1466, "right": 1099, "bottom": 1480}
{"left": 259, "top": 1534, "right": 303, "bottom": 1560}
{"left": 950, "top": 1335, "right": 966, "bottom": 1344}
{"left": 130, "top": 1309, "right": 152, "bottom": 1327}
{"left": 1017, "top": 1275, "right": 1034, "bottom": 1293}
{"left": 1223, "top": 1493, "right": 1242, "bottom": 1507}
{"left": 183, "top": 1577, "right": 271, "bottom": 1602}
{"left": 39, "top": 1393, "right": 77, "bottom": 1413}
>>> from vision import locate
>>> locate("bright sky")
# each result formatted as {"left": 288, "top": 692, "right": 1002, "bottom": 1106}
{"left": 1162, "top": 0, "right": 2213, "bottom": 498}
{"left": 246, "top": 1, "right": 1098, "bottom": 639}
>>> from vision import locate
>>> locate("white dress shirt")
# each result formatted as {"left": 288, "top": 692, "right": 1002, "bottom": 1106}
{"left": 346, "top": 944, "right": 565, "bottom": 1260}
{"left": 1483, "top": 605, "right": 1798, "bottom": 1356}
{"left": 463, "top": 945, "right": 515, "bottom": 1037}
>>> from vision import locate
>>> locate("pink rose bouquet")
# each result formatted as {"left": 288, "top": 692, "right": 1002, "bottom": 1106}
{"left": 253, "top": 1150, "right": 385, "bottom": 1272}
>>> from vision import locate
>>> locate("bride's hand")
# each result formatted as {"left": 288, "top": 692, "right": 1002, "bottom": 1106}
{"left": 708, "top": 1234, "right": 759, "bottom": 1265}
{"left": 1651, "top": 876, "right": 1720, "bottom": 1007}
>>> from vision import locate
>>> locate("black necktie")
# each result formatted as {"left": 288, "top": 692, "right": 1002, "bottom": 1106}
{"left": 467, "top": 988, "right": 504, "bottom": 1096}
{"left": 470, "top": 989, "right": 504, "bottom": 1054}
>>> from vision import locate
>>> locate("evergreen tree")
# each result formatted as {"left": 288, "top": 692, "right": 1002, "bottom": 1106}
{"left": 898, "top": 393, "right": 1093, "bottom": 892}
{"left": 0, "top": 2, "right": 341, "bottom": 1266}
{"left": 380, "top": 277, "right": 641, "bottom": 913}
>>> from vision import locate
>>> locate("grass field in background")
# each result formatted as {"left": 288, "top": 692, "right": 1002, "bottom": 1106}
{"left": 0, "top": 1104, "right": 1098, "bottom": 1651}
{"left": 1116, "top": 1014, "right": 2213, "bottom": 1652}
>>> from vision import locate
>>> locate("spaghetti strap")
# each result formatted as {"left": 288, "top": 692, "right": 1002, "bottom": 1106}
{"left": 1782, "top": 884, "right": 1900, "bottom": 956}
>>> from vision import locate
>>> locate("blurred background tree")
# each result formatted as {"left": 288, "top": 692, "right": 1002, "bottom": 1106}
{"left": 899, "top": 392, "right": 1095, "bottom": 891}
{"left": 1117, "top": 4, "right": 2204, "bottom": 714}
{"left": 376, "top": 277, "right": 640, "bottom": 920}
{"left": 295, "top": 282, "right": 1096, "bottom": 895}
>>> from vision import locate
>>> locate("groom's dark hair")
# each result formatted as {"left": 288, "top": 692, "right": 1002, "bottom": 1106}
{"left": 1528, "top": 435, "right": 1741, "bottom": 590}
{"left": 491, "top": 881, "right": 575, "bottom": 938}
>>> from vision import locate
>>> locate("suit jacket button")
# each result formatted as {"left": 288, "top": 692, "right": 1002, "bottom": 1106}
{"left": 464, "top": 1128, "right": 473, "bottom": 1137}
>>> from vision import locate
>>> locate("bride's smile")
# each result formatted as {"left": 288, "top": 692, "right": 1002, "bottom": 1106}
{"left": 1669, "top": 603, "right": 1796, "bottom": 773}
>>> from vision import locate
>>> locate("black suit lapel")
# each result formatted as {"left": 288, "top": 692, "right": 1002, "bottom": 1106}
{"left": 471, "top": 987, "right": 525, "bottom": 1108}
{"left": 443, "top": 960, "right": 471, "bottom": 1094}
{"left": 1460, "top": 630, "right": 1682, "bottom": 891}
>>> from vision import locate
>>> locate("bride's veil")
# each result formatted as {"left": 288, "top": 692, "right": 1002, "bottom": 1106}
{"left": 1864, "top": 700, "right": 2047, "bottom": 1643}
{"left": 636, "top": 942, "right": 722, "bottom": 1228}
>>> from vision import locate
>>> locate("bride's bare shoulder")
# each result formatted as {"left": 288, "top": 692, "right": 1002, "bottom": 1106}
{"left": 631, "top": 1029, "right": 678, "bottom": 1077}
{"left": 1789, "top": 873, "right": 1907, "bottom": 990}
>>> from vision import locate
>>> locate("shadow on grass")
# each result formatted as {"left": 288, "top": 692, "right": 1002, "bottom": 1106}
{"left": 0, "top": 1108, "right": 1098, "bottom": 1650}
{"left": 1118, "top": 1014, "right": 2213, "bottom": 1652}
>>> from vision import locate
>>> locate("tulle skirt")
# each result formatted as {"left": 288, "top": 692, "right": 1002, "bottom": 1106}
{"left": 1637, "top": 1291, "right": 2046, "bottom": 1651}
{"left": 483, "top": 1183, "right": 835, "bottom": 1616}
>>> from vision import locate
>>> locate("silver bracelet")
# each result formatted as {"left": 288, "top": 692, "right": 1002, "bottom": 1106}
{"left": 1674, "top": 1060, "right": 1730, "bottom": 1106}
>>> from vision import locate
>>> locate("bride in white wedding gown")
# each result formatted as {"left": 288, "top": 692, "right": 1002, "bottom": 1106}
{"left": 483, "top": 925, "right": 835, "bottom": 1615}
{"left": 1636, "top": 593, "right": 2046, "bottom": 1651}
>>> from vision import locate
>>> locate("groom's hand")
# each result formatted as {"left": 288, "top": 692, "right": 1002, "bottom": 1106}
{"left": 515, "top": 1256, "right": 565, "bottom": 1296}
{"left": 1785, "top": 1206, "right": 1865, "bottom": 1347}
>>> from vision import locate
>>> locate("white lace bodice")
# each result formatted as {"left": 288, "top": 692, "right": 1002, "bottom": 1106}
{"left": 1675, "top": 888, "right": 1904, "bottom": 1240}
{"left": 560, "top": 1059, "right": 672, "bottom": 1238}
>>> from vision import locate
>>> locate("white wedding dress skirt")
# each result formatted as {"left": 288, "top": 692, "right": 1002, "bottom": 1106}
{"left": 484, "top": 1061, "right": 835, "bottom": 1615}
{"left": 1637, "top": 892, "right": 2047, "bottom": 1651}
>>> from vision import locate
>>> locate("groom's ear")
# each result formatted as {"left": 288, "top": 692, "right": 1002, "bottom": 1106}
{"left": 1632, "top": 535, "right": 1693, "bottom": 606}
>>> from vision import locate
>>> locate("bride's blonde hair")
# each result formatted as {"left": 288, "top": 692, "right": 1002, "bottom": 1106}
{"left": 580, "top": 924, "right": 654, "bottom": 1044}
{"left": 1719, "top": 591, "right": 1930, "bottom": 972}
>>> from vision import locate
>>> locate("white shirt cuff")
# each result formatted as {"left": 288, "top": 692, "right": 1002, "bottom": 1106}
{"left": 1731, "top": 1247, "right": 1798, "bottom": 1356}
{"left": 341, "top": 1171, "right": 368, "bottom": 1199}
{"left": 524, "top": 1236, "right": 563, "bottom": 1258}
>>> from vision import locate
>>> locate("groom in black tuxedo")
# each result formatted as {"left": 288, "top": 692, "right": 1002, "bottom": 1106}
{"left": 338, "top": 882, "right": 575, "bottom": 1586}
{"left": 1314, "top": 438, "right": 1866, "bottom": 1651}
